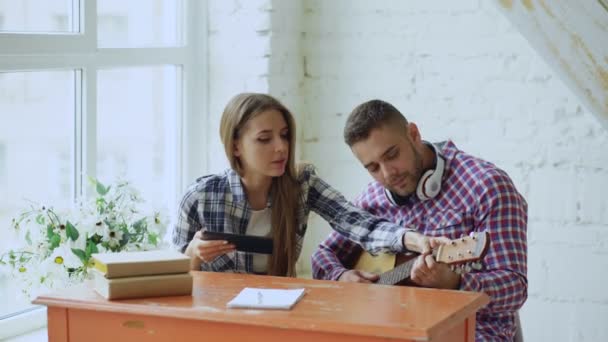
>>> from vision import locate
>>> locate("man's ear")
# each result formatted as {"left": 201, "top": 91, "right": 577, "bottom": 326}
{"left": 407, "top": 122, "right": 422, "bottom": 143}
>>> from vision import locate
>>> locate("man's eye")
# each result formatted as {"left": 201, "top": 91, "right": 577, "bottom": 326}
{"left": 387, "top": 150, "right": 398, "bottom": 160}
{"left": 368, "top": 166, "right": 379, "bottom": 173}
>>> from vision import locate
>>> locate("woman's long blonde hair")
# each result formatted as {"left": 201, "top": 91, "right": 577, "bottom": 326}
{"left": 219, "top": 93, "right": 300, "bottom": 277}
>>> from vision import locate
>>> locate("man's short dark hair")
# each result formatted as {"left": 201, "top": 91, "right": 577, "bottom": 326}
{"left": 343, "top": 99, "right": 409, "bottom": 146}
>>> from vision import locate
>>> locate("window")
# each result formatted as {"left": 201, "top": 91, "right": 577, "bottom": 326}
{"left": 0, "top": 0, "right": 74, "bottom": 32}
{"left": 0, "top": 0, "right": 205, "bottom": 338}
{"left": 0, "top": 143, "right": 6, "bottom": 186}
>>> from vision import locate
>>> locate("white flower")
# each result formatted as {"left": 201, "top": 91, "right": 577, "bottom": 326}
{"left": 73, "top": 206, "right": 102, "bottom": 235}
{"left": 103, "top": 229, "right": 123, "bottom": 248}
{"left": 92, "top": 219, "right": 108, "bottom": 236}
{"left": 45, "top": 244, "right": 82, "bottom": 269}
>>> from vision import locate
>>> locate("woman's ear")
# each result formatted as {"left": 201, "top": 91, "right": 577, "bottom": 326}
{"left": 233, "top": 140, "right": 241, "bottom": 157}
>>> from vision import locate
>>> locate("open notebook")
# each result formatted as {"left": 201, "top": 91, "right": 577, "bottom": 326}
{"left": 226, "top": 288, "right": 306, "bottom": 310}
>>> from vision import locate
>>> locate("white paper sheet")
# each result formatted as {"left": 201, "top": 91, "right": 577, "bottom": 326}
{"left": 226, "top": 287, "right": 306, "bottom": 310}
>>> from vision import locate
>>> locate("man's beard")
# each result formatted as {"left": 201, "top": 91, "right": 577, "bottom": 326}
{"left": 387, "top": 143, "right": 424, "bottom": 197}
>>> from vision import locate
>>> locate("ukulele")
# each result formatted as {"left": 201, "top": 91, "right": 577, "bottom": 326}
{"left": 354, "top": 232, "right": 490, "bottom": 285}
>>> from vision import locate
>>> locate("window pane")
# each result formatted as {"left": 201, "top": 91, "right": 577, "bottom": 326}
{"left": 0, "top": 71, "right": 75, "bottom": 318}
{"left": 97, "top": 66, "right": 178, "bottom": 213}
{"left": 97, "top": 0, "right": 179, "bottom": 48}
{"left": 0, "top": 0, "right": 75, "bottom": 33}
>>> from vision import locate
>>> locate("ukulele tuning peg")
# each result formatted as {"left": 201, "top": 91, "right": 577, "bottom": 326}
{"left": 453, "top": 266, "right": 463, "bottom": 275}
{"left": 471, "top": 262, "right": 482, "bottom": 270}
{"left": 464, "top": 264, "right": 472, "bottom": 273}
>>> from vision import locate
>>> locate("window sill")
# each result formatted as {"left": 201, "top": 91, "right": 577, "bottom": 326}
{"left": 0, "top": 307, "right": 47, "bottom": 340}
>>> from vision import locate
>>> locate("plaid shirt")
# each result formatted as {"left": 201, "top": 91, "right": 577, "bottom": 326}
{"left": 172, "top": 164, "right": 408, "bottom": 274}
{"left": 311, "top": 141, "right": 528, "bottom": 341}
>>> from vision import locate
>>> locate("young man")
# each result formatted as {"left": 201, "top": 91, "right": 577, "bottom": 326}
{"left": 311, "top": 100, "right": 527, "bottom": 341}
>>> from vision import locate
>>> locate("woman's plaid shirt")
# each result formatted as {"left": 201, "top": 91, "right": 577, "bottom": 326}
{"left": 172, "top": 164, "right": 410, "bottom": 274}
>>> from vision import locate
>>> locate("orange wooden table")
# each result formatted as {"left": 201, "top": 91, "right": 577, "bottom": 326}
{"left": 34, "top": 271, "right": 489, "bottom": 342}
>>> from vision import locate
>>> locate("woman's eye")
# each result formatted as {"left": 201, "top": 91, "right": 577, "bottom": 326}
{"left": 258, "top": 138, "right": 271, "bottom": 143}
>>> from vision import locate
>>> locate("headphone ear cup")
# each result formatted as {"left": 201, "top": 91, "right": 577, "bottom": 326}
{"left": 416, "top": 169, "right": 435, "bottom": 201}
{"left": 424, "top": 172, "right": 442, "bottom": 199}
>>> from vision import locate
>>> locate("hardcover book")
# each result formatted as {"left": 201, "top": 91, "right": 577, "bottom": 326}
{"left": 91, "top": 250, "right": 190, "bottom": 278}
{"left": 92, "top": 269, "right": 193, "bottom": 300}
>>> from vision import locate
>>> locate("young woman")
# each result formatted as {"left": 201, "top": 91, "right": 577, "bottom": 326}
{"left": 172, "top": 93, "right": 420, "bottom": 277}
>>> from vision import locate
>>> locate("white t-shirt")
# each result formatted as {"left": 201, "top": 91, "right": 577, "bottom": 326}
{"left": 247, "top": 207, "right": 272, "bottom": 273}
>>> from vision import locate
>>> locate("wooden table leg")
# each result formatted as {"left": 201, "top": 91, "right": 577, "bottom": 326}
{"left": 47, "top": 307, "right": 68, "bottom": 342}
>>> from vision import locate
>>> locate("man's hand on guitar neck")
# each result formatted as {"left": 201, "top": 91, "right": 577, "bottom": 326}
{"left": 402, "top": 231, "right": 450, "bottom": 254}
{"left": 338, "top": 270, "right": 380, "bottom": 283}
{"left": 402, "top": 231, "right": 460, "bottom": 289}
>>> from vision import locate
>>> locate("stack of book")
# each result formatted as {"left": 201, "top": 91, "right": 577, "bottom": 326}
{"left": 91, "top": 250, "right": 192, "bottom": 300}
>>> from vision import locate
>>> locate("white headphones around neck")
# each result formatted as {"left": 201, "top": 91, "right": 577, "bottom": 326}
{"left": 385, "top": 142, "right": 445, "bottom": 204}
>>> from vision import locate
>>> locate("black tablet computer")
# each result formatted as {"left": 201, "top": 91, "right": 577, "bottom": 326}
{"left": 201, "top": 231, "right": 274, "bottom": 255}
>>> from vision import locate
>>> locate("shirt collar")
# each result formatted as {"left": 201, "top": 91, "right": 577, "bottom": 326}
{"left": 226, "top": 168, "right": 274, "bottom": 207}
{"left": 227, "top": 168, "right": 248, "bottom": 203}
{"left": 436, "top": 140, "right": 459, "bottom": 177}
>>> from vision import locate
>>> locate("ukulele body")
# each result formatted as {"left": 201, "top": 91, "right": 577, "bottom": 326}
{"left": 354, "top": 251, "right": 418, "bottom": 285}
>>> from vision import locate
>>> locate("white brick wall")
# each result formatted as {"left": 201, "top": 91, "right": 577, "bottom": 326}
{"left": 207, "top": 1, "right": 608, "bottom": 340}
{"left": 206, "top": 0, "right": 273, "bottom": 174}
{"left": 206, "top": 0, "right": 305, "bottom": 173}
{"left": 268, "top": 0, "right": 305, "bottom": 159}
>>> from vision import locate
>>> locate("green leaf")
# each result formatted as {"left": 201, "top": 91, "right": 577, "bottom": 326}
{"left": 96, "top": 181, "right": 110, "bottom": 196}
{"left": 120, "top": 231, "right": 129, "bottom": 246}
{"left": 90, "top": 233, "right": 103, "bottom": 244}
{"left": 85, "top": 240, "right": 98, "bottom": 258}
{"left": 47, "top": 225, "right": 54, "bottom": 239}
{"left": 65, "top": 221, "right": 79, "bottom": 241}
{"left": 133, "top": 217, "right": 148, "bottom": 229}
{"left": 95, "top": 197, "right": 107, "bottom": 214}
{"left": 49, "top": 234, "right": 61, "bottom": 249}
{"left": 25, "top": 230, "right": 32, "bottom": 245}
{"left": 148, "top": 232, "right": 158, "bottom": 246}
{"left": 71, "top": 248, "right": 87, "bottom": 264}
{"left": 87, "top": 175, "right": 97, "bottom": 187}
{"left": 35, "top": 214, "right": 45, "bottom": 225}
{"left": 19, "top": 254, "right": 30, "bottom": 263}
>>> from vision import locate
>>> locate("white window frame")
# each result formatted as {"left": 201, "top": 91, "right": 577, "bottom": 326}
{"left": 0, "top": 0, "right": 208, "bottom": 338}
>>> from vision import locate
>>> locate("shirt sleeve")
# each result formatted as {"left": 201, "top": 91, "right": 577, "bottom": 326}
{"left": 302, "top": 165, "right": 407, "bottom": 255}
{"left": 311, "top": 230, "right": 362, "bottom": 280}
{"left": 171, "top": 185, "right": 203, "bottom": 253}
{"left": 459, "top": 169, "right": 528, "bottom": 314}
